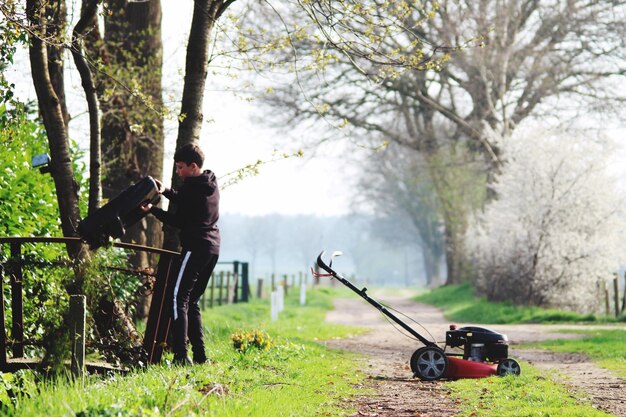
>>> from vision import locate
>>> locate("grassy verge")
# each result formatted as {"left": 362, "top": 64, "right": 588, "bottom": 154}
{"left": 523, "top": 329, "right": 626, "bottom": 378}
{"left": 414, "top": 283, "right": 621, "bottom": 324}
{"left": 417, "top": 283, "right": 626, "bottom": 376}
{"left": 448, "top": 364, "right": 613, "bottom": 417}
{"left": 419, "top": 283, "right": 625, "bottom": 414}
{"left": 4, "top": 287, "right": 368, "bottom": 417}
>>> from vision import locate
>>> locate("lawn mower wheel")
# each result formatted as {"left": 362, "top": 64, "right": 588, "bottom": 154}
{"left": 410, "top": 346, "right": 448, "bottom": 381}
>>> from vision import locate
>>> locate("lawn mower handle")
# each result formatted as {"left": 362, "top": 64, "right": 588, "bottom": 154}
{"left": 315, "top": 251, "right": 436, "bottom": 347}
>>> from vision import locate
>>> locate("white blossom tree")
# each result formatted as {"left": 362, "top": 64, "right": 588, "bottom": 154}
{"left": 466, "top": 128, "right": 626, "bottom": 312}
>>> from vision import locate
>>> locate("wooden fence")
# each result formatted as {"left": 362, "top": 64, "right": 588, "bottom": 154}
{"left": 601, "top": 273, "right": 626, "bottom": 317}
{"left": 199, "top": 261, "right": 250, "bottom": 309}
{"left": 0, "top": 236, "right": 250, "bottom": 375}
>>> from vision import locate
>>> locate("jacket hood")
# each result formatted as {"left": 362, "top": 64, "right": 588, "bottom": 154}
{"left": 186, "top": 170, "right": 218, "bottom": 192}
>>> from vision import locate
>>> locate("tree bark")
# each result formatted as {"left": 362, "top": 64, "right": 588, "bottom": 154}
{"left": 90, "top": 0, "right": 165, "bottom": 318}
{"left": 163, "top": 0, "right": 236, "bottom": 250}
{"left": 26, "top": 0, "right": 82, "bottom": 258}
{"left": 421, "top": 237, "right": 442, "bottom": 287}
{"left": 72, "top": 0, "right": 102, "bottom": 215}
{"left": 45, "top": 0, "right": 69, "bottom": 130}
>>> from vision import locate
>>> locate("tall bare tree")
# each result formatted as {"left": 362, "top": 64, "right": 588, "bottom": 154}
{"left": 162, "top": 0, "right": 236, "bottom": 250}
{"left": 88, "top": 0, "right": 165, "bottom": 264}
{"left": 358, "top": 143, "right": 446, "bottom": 286}
{"left": 25, "top": 0, "right": 82, "bottom": 257}
{"left": 251, "top": 0, "right": 626, "bottom": 284}
{"left": 71, "top": 0, "right": 102, "bottom": 215}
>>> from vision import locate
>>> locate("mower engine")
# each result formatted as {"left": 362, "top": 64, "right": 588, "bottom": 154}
{"left": 409, "top": 324, "right": 520, "bottom": 380}
{"left": 446, "top": 325, "right": 509, "bottom": 362}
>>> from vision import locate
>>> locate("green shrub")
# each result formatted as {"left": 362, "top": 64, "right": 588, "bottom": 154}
{"left": 0, "top": 110, "right": 59, "bottom": 237}
{"left": 0, "top": 370, "right": 37, "bottom": 411}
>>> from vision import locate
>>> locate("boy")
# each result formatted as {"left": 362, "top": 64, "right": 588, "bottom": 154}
{"left": 141, "top": 142, "right": 220, "bottom": 365}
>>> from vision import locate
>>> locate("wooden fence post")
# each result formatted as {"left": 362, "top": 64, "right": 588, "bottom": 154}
{"left": 613, "top": 273, "right": 620, "bottom": 318}
{"left": 0, "top": 246, "right": 7, "bottom": 370}
{"left": 218, "top": 271, "right": 224, "bottom": 306}
{"left": 9, "top": 243, "right": 24, "bottom": 358}
{"left": 228, "top": 272, "right": 238, "bottom": 304}
{"left": 257, "top": 278, "right": 263, "bottom": 299}
{"left": 232, "top": 261, "right": 239, "bottom": 304}
{"left": 283, "top": 274, "right": 288, "bottom": 296}
{"left": 622, "top": 272, "right": 626, "bottom": 315}
{"left": 226, "top": 272, "right": 232, "bottom": 304}
{"left": 144, "top": 253, "right": 180, "bottom": 365}
{"left": 241, "top": 262, "right": 250, "bottom": 302}
{"left": 313, "top": 264, "right": 320, "bottom": 286}
{"left": 210, "top": 271, "right": 216, "bottom": 308}
{"left": 604, "top": 280, "right": 610, "bottom": 316}
{"left": 69, "top": 295, "right": 86, "bottom": 384}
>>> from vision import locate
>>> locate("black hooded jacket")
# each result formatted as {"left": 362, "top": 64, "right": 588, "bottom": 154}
{"left": 150, "top": 170, "right": 220, "bottom": 253}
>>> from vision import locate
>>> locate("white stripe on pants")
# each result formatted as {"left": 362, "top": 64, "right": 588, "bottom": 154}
{"left": 173, "top": 251, "right": 192, "bottom": 321}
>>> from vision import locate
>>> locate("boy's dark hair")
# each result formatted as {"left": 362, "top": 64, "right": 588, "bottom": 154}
{"left": 174, "top": 143, "right": 204, "bottom": 168}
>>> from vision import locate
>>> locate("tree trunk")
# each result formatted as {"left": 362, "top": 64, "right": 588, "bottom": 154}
{"left": 27, "top": 0, "right": 93, "bottom": 372}
{"left": 443, "top": 222, "right": 466, "bottom": 285}
{"left": 27, "top": 0, "right": 81, "bottom": 257}
{"left": 421, "top": 244, "right": 441, "bottom": 287}
{"left": 163, "top": 0, "right": 236, "bottom": 250}
{"left": 88, "top": 0, "right": 165, "bottom": 317}
{"left": 424, "top": 148, "right": 483, "bottom": 285}
{"left": 45, "top": 0, "right": 69, "bottom": 130}
{"left": 72, "top": 0, "right": 102, "bottom": 215}
{"left": 124, "top": 0, "right": 165, "bottom": 318}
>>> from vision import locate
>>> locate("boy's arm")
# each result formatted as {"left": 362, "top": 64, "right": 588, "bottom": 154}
{"left": 154, "top": 179, "right": 178, "bottom": 202}
{"left": 162, "top": 188, "right": 178, "bottom": 201}
{"left": 149, "top": 206, "right": 182, "bottom": 227}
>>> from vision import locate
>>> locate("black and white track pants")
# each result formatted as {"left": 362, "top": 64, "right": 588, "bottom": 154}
{"left": 171, "top": 246, "right": 219, "bottom": 357}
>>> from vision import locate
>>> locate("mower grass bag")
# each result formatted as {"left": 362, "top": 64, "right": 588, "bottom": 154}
{"left": 78, "top": 176, "right": 160, "bottom": 249}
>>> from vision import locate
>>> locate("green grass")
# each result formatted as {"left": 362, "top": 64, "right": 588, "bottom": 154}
{"left": 447, "top": 365, "right": 613, "bottom": 417}
{"left": 415, "top": 283, "right": 609, "bottom": 324}
{"left": 3, "top": 287, "right": 369, "bottom": 417}
{"left": 417, "top": 283, "right": 626, "bottom": 375}
{"left": 524, "top": 329, "right": 626, "bottom": 378}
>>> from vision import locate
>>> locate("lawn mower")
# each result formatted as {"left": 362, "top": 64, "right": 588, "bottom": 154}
{"left": 313, "top": 251, "right": 521, "bottom": 381}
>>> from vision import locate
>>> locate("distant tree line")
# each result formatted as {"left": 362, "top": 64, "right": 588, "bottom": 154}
{"left": 235, "top": 0, "right": 626, "bottom": 312}
{"left": 219, "top": 213, "right": 428, "bottom": 287}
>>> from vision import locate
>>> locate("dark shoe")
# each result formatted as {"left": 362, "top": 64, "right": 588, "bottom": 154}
{"left": 173, "top": 355, "right": 193, "bottom": 366}
{"left": 192, "top": 346, "right": 208, "bottom": 364}
{"left": 193, "top": 352, "right": 208, "bottom": 365}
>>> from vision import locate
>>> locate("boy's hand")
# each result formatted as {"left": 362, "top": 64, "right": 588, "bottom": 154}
{"left": 140, "top": 201, "right": 153, "bottom": 213}
{"left": 154, "top": 178, "right": 166, "bottom": 194}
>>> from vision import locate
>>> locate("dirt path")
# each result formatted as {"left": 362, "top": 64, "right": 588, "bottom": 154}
{"left": 323, "top": 291, "right": 626, "bottom": 417}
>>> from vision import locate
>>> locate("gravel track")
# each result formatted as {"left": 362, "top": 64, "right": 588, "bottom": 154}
{"left": 323, "top": 291, "right": 626, "bottom": 417}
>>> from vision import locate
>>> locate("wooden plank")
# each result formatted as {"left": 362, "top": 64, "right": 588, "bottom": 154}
{"left": 3, "top": 357, "right": 128, "bottom": 374}
{"left": 209, "top": 271, "right": 215, "bottom": 308}
{"left": 143, "top": 254, "right": 179, "bottom": 364}
{"left": 0, "top": 243, "right": 7, "bottom": 370}
{"left": 0, "top": 237, "right": 179, "bottom": 257}
{"left": 242, "top": 262, "right": 249, "bottom": 302}
{"left": 69, "top": 295, "right": 86, "bottom": 383}
{"left": 10, "top": 243, "right": 24, "bottom": 358}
